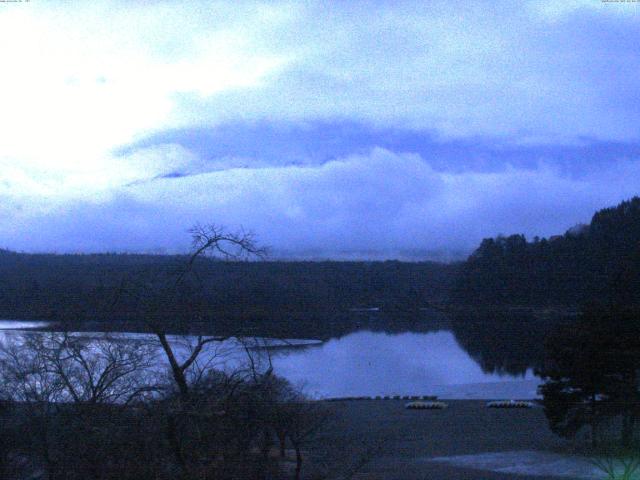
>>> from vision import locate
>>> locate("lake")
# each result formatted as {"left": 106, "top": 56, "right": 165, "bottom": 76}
{"left": 270, "top": 330, "right": 539, "bottom": 399}
{"left": 0, "top": 320, "right": 541, "bottom": 400}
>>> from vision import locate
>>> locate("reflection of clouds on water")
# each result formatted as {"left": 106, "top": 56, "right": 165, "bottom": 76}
{"left": 0, "top": 320, "right": 51, "bottom": 330}
{"left": 0, "top": 322, "right": 540, "bottom": 399}
{"left": 271, "top": 331, "right": 539, "bottom": 399}
{"left": 0, "top": 325, "right": 298, "bottom": 381}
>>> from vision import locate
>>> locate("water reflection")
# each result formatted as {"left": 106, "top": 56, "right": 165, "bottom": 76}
{"left": 0, "top": 320, "right": 51, "bottom": 330}
{"left": 271, "top": 330, "right": 539, "bottom": 399}
{"left": 449, "top": 310, "right": 559, "bottom": 376}
{"left": 0, "top": 318, "right": 546, "bottom": 399}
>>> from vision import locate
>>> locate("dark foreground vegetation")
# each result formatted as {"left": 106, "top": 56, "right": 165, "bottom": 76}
{"left": 450, "top": 197, "right": 640, "bottom": 453}
{"left": 537, "top": 304, "right": 640, "bottom": 450}
{"left": 0, "top": 331, "right": 333, "bottom": 480}
{"left": 450, "top": 197, "right": 640, "bottom": 452}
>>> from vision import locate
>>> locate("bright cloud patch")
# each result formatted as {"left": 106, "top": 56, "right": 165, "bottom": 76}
{"left": 0, "top": 1, "right": 289, "bottom": 185}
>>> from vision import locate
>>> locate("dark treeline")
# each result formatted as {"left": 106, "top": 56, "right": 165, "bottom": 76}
{"left": 0, "top": 253, "right": 456, "bottom": 338}
{"left": 449, "top": 197, "right": 640, "bottom": 449}
{"left": 451, "top": 196, "right": 640, "bottom": 309}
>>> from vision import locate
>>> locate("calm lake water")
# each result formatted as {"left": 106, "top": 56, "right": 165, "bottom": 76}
{"left": 0, "top": 320, "right": 52, "bottom": 330}
{"left": 270, "top": 330, "right": 539, "bottom": 399}
{"left": 0, "top": 321, "right": 540, "bottom": 400}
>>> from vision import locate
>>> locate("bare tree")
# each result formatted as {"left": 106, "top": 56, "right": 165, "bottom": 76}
{"left": 0, "top": 330, "right": 159, "bottom": 480}
{"left": 0, "top": 226, "right": 346, "bottom": 480}
{"left": 113, "top": 224, "right": 269, "bottom": 474}
{"left": 0, "top": 333, "right": 66, "bottom": 479}
{"left": 148, "top": 224, "right": 266, "bottom": 401}
{"left": 39, "top": 332, "right": 158, "bottom": 405}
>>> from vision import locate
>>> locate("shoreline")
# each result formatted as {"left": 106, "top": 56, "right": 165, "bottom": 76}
{"left": 310, "top": 399, "right": 579, "bottom": 479}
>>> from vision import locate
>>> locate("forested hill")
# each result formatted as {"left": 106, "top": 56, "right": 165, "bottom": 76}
{"left": 5, "top": 197, "right": 638, "bottom": 333}
{"left": 450, "top": 196, "right": 640, "bottom": 309}
{"left": 0, "top": 252, "right": 457, "bottom": 336}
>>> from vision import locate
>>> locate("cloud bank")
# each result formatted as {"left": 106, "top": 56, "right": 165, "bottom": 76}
{"left": 3, "top": 148, "right": 639, "bottom": 259}
{"left": 0, "top": 1, "right": 639, "bottom": 257}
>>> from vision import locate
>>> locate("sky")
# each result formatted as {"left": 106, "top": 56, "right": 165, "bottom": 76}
{"left": 1, "top": 0, "right": 639, "bottom": 259}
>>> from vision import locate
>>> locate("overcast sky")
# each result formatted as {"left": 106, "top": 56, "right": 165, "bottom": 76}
{"left": 1, "top": 0, "right": 639, "bottom": 259}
